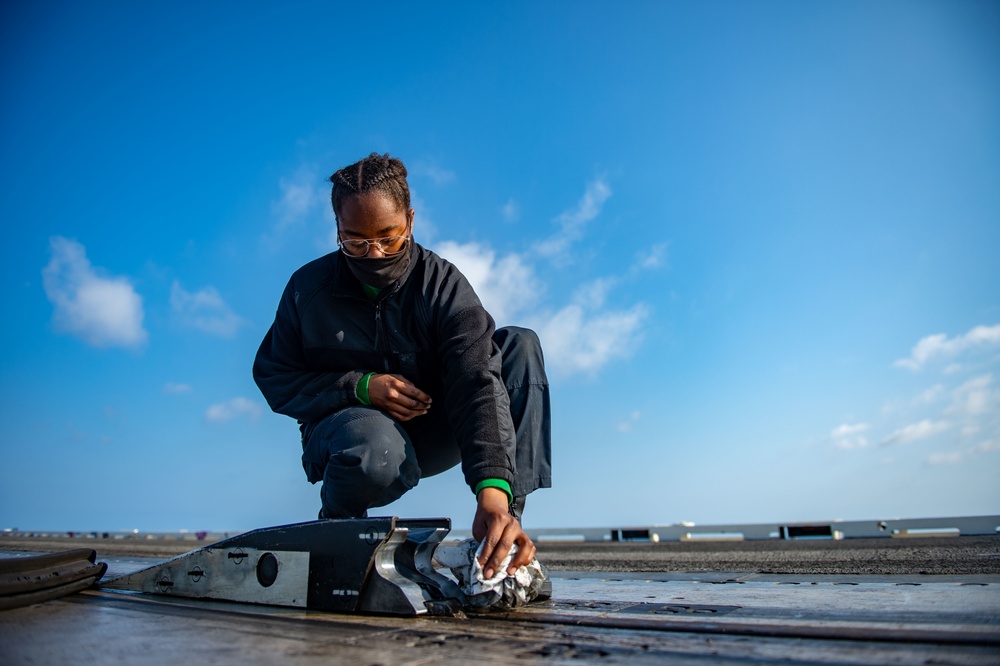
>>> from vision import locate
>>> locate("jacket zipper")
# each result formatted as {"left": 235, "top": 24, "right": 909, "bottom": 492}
{"left": 373, "top": 302, "right": 391, "bottom": 372}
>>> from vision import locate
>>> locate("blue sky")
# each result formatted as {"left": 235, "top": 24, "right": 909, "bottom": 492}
{"left": 2, "top": 1, "right": 998, "bottom": 533}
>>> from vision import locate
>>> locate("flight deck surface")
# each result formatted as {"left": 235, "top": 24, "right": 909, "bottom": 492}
{"left": 2, "top": 533, "right": 999, "bottom": 664}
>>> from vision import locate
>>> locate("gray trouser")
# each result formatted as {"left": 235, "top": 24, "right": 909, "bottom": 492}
{"left": 301, "top": 326, "right": 552, "bottom": 519}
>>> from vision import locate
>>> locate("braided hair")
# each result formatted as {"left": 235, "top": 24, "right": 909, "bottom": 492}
{"left": 329, "top": 153, "right": 411, "bottom": 220}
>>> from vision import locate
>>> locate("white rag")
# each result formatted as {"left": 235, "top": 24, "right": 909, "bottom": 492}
{"left": 433, "top": 538, "right": 548, "bottom": 610}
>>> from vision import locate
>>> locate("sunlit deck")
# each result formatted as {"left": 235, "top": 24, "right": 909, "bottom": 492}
{"left": 2, "top": 518, "right": 998, "bottom": 664}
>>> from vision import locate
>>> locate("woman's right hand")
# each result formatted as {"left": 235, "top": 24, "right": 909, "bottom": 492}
{"left": 367, "top": 373, "right": 432, "bottom": 421}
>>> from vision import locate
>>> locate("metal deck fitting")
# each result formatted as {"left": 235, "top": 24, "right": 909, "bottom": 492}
{"left": 102, "top": 517, "right": 470, "bottom": 616}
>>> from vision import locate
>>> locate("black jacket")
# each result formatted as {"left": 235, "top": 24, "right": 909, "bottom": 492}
{"left": 253, "top": 242, "right": 516, "bottom": 491}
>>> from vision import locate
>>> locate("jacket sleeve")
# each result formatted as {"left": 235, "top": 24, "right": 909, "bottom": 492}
{"left": 434, "top": 278, "right": 517, "bottom": 492}
{"left": 253, "top": 278, "right": 363, "bottom": 423}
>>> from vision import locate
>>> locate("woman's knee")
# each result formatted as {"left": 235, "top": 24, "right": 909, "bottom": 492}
{"left": 308, "top": 408, "right": 419, "bottom": 494}
{"left": 495, "top": 326, "right": 546, "bottom": 382}
{"left": 336, "top": 410, "right": 416, "bottom": 477}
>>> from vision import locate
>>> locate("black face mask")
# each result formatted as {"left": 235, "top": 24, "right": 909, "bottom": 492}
{"left": 342, "top": 240, "right": 412, "bottom": 289}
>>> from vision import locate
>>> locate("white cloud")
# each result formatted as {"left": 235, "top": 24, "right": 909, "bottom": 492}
{"left": 433, "top": 243, "right": 648, "bottom": 377}
{"left": 272, "top": 167, "right": 323, "bottom": 231}
{"left": 502, "top": 199, "right": 519, "bottom": 223}
{"left": 536, "top": 178, "right": 612, "bottom": 256}
{"left": 412, "top": 161, "right": 456, "bottom": 186}
{"left": 881, "top": 383, "right": 946, "bottom": 417}
{"left": 573, "top": 278, "right": 616, "bottom": 309}
{"left": 917, "top": 384, "right": 946, "bottom": 404}
{"left": 617, "top": 410, "right": 641, "bottom": 433}
{"left": 170, "top": 281, "right": 248, "bottom": 337}
{"left": 529, "top": 277, "right": 649, "bottom": 376}
{"left": 971, "top": 438, "right": 1000, "bottom": 454}
{"left": 42, "top": 237, "right": 147, "bottom": 348}
{"left": 434, "top": 240, "right": 539, "bottom": 326}
{"left": 926, "top": 435, "right": 1000, "bottom": 466}
{"left": 881, "top": 419, "right": 949, "bottom": 446}
{"left": 927, "top": 451, "right": 964, "bottom": 465}
{"left": 830, "top": 422, "right": 870, "bottom": 450}
{"left": 534, "top": 302, "right": 648, "bottom": 377}
{"left": 267, "top": 167, "right": 338, "bottom": 254}
{"left": 894, "top": 324, "right": 1000, "bottom": 371}
{"left": 205, "top": 397, "right": 262, "bottom": 424}
{"left": 947, "top": 374, "right": 999, "bottom": 417}
{"left": 163, "top": 382, "right": 192, "bottom": 394}
{"left": 432, "top": 176, "right": 649, "bottom": 378}
{"left": 636, "top": 242, "right": 669, "bottom": 270}
{"left": 409, "top": 190, "right": 439, "bottom": 246}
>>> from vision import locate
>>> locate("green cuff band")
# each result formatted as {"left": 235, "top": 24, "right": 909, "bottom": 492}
{"left": 475, "top": 478, "right": 513, "bottom": 504}
{"left": 356, "top": 372, "right": 376, "bottom": 406}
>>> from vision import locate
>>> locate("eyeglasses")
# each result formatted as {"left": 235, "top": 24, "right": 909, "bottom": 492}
{"left": 337, "top": 235, "right": 409, "bottom": 257}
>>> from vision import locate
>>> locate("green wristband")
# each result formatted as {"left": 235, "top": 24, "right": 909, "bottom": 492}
{"left": 356, "top": 372, "right": 376, "bottom": 406}
{"left": 475, "top": 479, "right": 513, "bottom": 504}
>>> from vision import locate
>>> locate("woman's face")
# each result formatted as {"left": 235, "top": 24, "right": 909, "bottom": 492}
{"left": 337, "top": 192, "right": 413, "bottom": 258}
